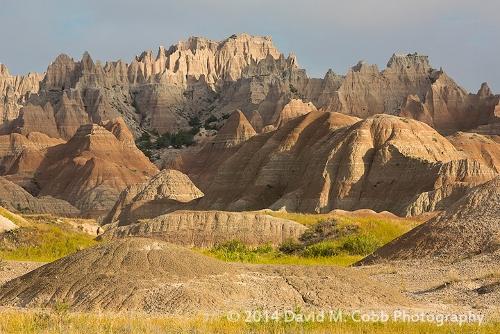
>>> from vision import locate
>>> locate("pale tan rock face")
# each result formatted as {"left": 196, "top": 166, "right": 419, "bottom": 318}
{"left": 178, "top": 112, "right": 496, "bottom": 216}
{"left": 0, "top": 64, "right": 43, "bottom": 122}
{"left": 101, "top": 210, "right": 307, "bottom": 247}
{"left": 319, "top": 54, "right": 432, "bottom": 118}
{"left": 104, "top": 169, "right": 204, "bottom": 225}
{"left": 3, "top": 37, "right": 497, "bottom": 140}
{"left": 34, "top": 118, "right": 158, "bottom": 216}
{"left": 400, "top": 77, "right": 500, "bottom": 134}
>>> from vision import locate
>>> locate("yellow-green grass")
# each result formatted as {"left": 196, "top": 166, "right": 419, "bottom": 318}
{"left": 202, "top": 248, "right": 362, "bottom": 267}
{"left": 266, "top": 210, "right": 420, "bottom": 243}
{"left": 0, "top": 211, "right": 98, "bottom": 262}
{"left": 203, "top": 211, "right": 420, "bottom": 267}
{"left": 0, "top": 308, "right": 496, "bottom": 334}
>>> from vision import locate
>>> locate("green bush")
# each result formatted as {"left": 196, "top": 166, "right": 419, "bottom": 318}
{"left": 212, "top": 240, "right": 257, "bottom": 262}
{"left": 279, "top": 239, "right": 304, "bottom": 254}
{"left": 302, "top": 241, "right": 339, "bottom": 258}
{"left": 340, "top": 235, "right": 381, "bottom": 256}
{"left": 155, "top": 131, "right": 195, "bottom": 149}
{"left": 188, "top": 116, "right": 201, "bottom": 128}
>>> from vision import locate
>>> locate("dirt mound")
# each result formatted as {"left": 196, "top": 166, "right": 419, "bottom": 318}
{"left": 34, "top": 118, "right": 158, "bottom": 216}
{"left": 0, "top": 237, "right": 409, "bottom": 313}
{"left": 180, "top": 112, "right": 496, "bottom": 216}
{"left": 0, "top": 177, "right": 79, "bottom": 216}
{"left": 360, "top": 177, "right": 500, "bottom": 263}
{"left": 101, "top": 210, "right": 307, "bottom": 247}
{"left": 103, "top": 169, "right": 204, "bottom": 225}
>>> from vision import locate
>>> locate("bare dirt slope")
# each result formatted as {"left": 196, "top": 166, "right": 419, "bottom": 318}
{"left": 358, "top": 250, "right": 500, "bottom": 316}
{"left": 360, "top": 177, "right": 500, "bottom": 263}
{"left": 0, "top": 238, "right": 409, "bottom": 314}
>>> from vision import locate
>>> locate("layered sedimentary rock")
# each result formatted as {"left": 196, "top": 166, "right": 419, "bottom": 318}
{"left": 0, "top": 132, "right": 64, "bottom": 177}
{"left": 0, "top": 64, "right": 43, "bottom": 124}
{"left": 360, "top": 177, "right": 500, "bottom": 262}
{"left": 101, "top": 210, "right": 307, "bottom": 247}
{"left": 34, "top": 118, "right": 158, "bottom": 216}
{"left": 401, "top": 78, "right": 499, "bottom": 134}
{"left": 448, "top": 132, "right": 500, "bottom": 173}
{"left": 179, "top": 112, "right": 496, "bottom": 216}
{"left": 104, "top": 169, "right": 203, "bottom": 224}
{"left": 272, "top": 99, "right": 317, "bottom": 129}
{"left": 4, "top": 34, "right": 283, "bottom": 138}
{"left": 3, "top": 36, "right": 497, "bottom": 140}
{"left": 0, "top": 176, "right": 79, "bottom": 216}
{"left": 209, "top": 110, "right": 256, "bottom": 148}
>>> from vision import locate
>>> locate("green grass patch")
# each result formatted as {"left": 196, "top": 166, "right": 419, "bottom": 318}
{"left": 204, "top": 240, "right": 363, "bottom": 267}
{"left": 0, "top": 214, "right": 97, "bottom": 262}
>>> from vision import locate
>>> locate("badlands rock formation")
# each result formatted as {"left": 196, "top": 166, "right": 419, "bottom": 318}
{"left": 103, "top": 169, "right": 203, "bottom": 224}
{"left": 448, "top": 132, "right": 500, "bottom": 173}
{"left": 271, "top": 98, "right": 317, "bottom": 130}
{"left": 0, "top": 64, "right": 43, "bottom": 124}
{"left": 0, "top": 177, "right": 79, "bottom": 216}
{"left": 180, "top": 112, "right": 496, "bottom": 216}
{"left": 34, "top": 118, "right": 157, "bottom": 216}
{"left": 360, "top": 177, "right": 500, "bottom": 263}
{"left": 2, "top": 35, "right": 497, "bottom": 142}
{"left": 0, "top": 132, "right": 64, "bottom": 184}
{"left": 209, "top": 110, "right": 256, "bottom": 148}
{"left": 101, "top": 210, "right": 307, "bottom": 247}
{"left": 0, "top": 238, "right": 408, "bottom": 313}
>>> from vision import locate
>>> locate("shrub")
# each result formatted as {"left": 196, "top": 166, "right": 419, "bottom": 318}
{"left": 302, "top": 241, "right": 339, "bottom": 258}
{"left": 279, "top": 239, "right": 304, "bottom": 254}
{"left": 340, "top": 235, "right": 381, "bottom": 256}
{"left": 188, "top": 116, "right": 201, "bottom": 128}
{"left": 212, "top": 240, "right": 256, "bottom": 262}
{"left": 155, "top": 131, "right": 195, "bottom": 149}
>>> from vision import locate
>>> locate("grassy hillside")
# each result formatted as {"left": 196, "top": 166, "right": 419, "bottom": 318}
{"left": 0, "top": 208, "right": 98, "bottom": 262}
{"left": 205, "top": 211, "right": 420, "bottom": 266}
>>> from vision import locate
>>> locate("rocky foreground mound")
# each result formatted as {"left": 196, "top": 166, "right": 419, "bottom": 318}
{"left": 181, "top": 112, "right": 497, "bottom": 216}
{"left": 359, "top": 177, "right": 500, "bottom": 263}
{"left": 0, "top": 238, "right": 408, "bottom": 313}
{"left": 100, "top": 210, "right": 307, "bottom": 247}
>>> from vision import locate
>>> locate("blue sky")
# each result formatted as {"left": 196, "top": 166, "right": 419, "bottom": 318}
{"left": 1, "top": 0, "right": 499, "bottom": 92}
